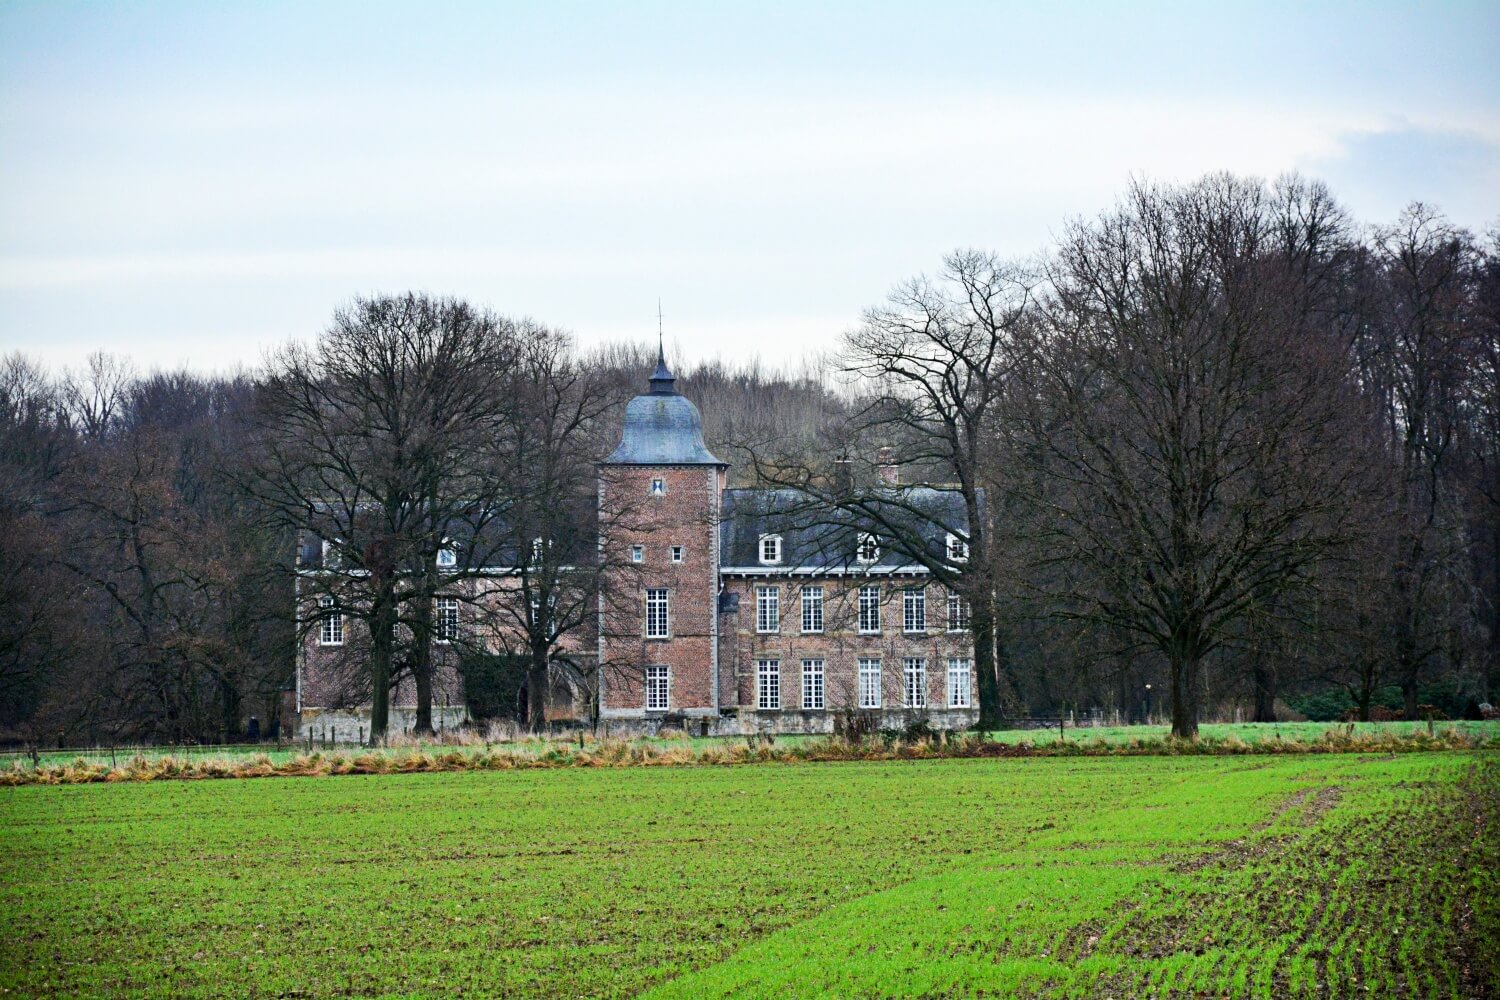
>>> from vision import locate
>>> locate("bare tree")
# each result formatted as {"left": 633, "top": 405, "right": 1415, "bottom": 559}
{"left": 1025, "top": 174, "right": 1369, "bottom": 738}
{"left": 248, "top": 294, "right": 518, "bottom": 742}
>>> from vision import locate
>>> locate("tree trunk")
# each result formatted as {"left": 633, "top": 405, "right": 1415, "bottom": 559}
{"left": 1168, "top": 633, "right": 1201, "bottom": 739}
{"left": 410, "top": 597, "right": 435, "bottom": 736}
{"left": 1401, "top": 677, "right": 1420, "bottom": 721}
{"left": 1250, "top": 658, "right": 1277, "bottom": 723}
{"left": 526, "top": 641, "right": 550, "bottom": 734}
{"left": 368, "top": 584, "right": 397, "bottom": 744}
{"left": 971, "top": 597, "right": 1003, "bottom": 731}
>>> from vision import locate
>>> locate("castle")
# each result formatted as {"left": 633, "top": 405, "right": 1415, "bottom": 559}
{"left": 295, "top": 352, "right": 977, "bottom": 738}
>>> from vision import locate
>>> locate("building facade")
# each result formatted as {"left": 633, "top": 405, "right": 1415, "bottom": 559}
{"left": 295, "top": 352, "right": 978, "bottom": 738}
{"left": 597, "top": 354, "right": 978, "bottom": 735}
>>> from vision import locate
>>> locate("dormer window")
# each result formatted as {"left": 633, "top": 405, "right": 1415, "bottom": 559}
{"left": 856, "top": 533, "right": 880, "bottom": 564}
{"left": 322, "top": 538, "right": 344, "bottom": 570}
{"left": 650, "top": 478, "right": 666, "bottom": 496}
{"left": 946, "top": 534, "right": 969, "bottom": 563}
{"left": 758, "top": 534, "right": 782, "bottom": 565}
{"left": 437, "top": 545, "right": 457, "bottom": 568}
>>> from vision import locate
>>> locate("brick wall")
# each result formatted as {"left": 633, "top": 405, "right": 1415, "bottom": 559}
{"left": 718, "top": 576, "right": 976, "bottom": 719}
{"left": 598, "top": 464, "right": 723, "bottom": 717}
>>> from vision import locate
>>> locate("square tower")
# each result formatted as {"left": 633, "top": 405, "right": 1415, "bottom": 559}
{"left": 597, "top": 352, "right": 727, "bottom": 726}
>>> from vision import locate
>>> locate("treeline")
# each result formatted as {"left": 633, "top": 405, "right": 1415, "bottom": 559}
{"left": 0, "top": 172, "right": 1495, "bottom": 744}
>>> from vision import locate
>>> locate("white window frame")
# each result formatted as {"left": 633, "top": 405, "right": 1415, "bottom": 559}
{"left": 435, "top": 596, "right": 459, "bottom": 643}
{"left": 800, "top": 586, "right": 824, "bottom": 633}
{"left": 801, "top": 659, "right": 825, "bottom": 710}
{"left": 645, "top": 664, "right": 670, "bottom": 711}
{"left": 946, "top": 533, "right": 969, "bottom": 563}
{"left": 903, "top": 587, "right": 927, "bottom": 634}
{"left": 858, "top": 657, "right": 882, "bottom": 709}
{"left": 858, "top": 584, "right": 880, "bottom": 634}
{"left": 903, "top": 657, "right": 927, "bottom": 709}
{"left": 856, "top": 532, "right": 880, "bottom": 564}
{"left": 758, "top": 534, "right": 783, "bottom": 565}
{"left": 756, "top": 585, "right": 780, "bottom": 633}
{"left": 318, "top": 596, "right": 344, "bottom": 646}
{"left": 436, "top": 546, "right": 457, "bottom": 569}
{"left": 645, "top": 588, "right": 670, "bottom": 639}
{"left": 650, "top": 477, "right": 666, "bottom": 495}
{"left": 757, "top": 659, "right": 781, "bottom": 710}
{"left": 531, "top": 537, "right": 546, "bottom": 562}
{"left": 948, "top": 592, "right": 971, "bottom": 632}
{"left": 630, "top": 544, "right": 644, "bottom": 563}
{"left": 670, "top": 545, "right": 684, "bottom": 563}
{"left": 947, "top": 658, "right": 972, "bottom": 709}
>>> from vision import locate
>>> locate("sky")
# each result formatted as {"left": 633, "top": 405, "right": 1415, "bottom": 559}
{"left": 1, "top": 0, "right": 1497, "bottom": 375}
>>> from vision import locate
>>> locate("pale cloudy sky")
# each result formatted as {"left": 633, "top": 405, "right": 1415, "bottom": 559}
{"left": 1, "top": 1, "right": 1497, "bottom": 373}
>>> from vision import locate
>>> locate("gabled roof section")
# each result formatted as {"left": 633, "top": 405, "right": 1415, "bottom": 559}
{"left": 719, "top": 486, "right": 971, "bottom": 571}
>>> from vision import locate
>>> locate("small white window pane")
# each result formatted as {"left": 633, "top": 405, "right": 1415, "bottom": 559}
{"left": 903, "top": 589, "right": 926, "bottom": 633}
{"left": 671, "top": 546, "right": 684, "bottom": 563}
{"left": 947, "top": 658, "right": 972, "bottom": 708}
{"left": 319, "top": 596, "right": 344, "bottom": 646}
{"left": 645, "top": 589, "right": 670, "bottom": 638}
{"left": 948, "top": 592, "right": 971, "bottom": 632}
{"left": 903, "top": 658, "right": 927, "bottom": 709}
{"left": 756, "top": 586, "right": 780, "bottom": 633}
{"left": 757, "top": 660, "right": 781, "bottom": 710}
{"left": 801, "top": 586, "right": 823, "bottom": 633}
{"left": 858, "top": 658, "right": 882, "bottom": 709}
{"left": 631, "top": 545, "right": 644, "bottom": 563}
{"left": 858, "top": 585, "right": 880, "bottom": 633}
{"left": 801, "top": 659, "right": 825, "bottom": 710}
{"left": 646, "top": 665, "right": 670, "bottom": 711}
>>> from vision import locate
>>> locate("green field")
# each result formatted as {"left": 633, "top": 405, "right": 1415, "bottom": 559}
{"left": 3, "top": 753, "right": 1496, "bottom": 998}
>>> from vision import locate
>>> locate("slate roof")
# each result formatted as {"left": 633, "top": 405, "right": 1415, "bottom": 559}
{"left": 719, "top": 486, "right": 971, "bottom": 572}
{"left": 601, "top": 355, "right": 725, "bottom": 467}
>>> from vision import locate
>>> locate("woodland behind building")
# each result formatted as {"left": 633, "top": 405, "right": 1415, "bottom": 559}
{"left": 1, "top": 173, "right": 1496, "bottom": 745}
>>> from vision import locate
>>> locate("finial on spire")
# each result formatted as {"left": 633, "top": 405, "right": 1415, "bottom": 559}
{"left": 657, "top": 298, "right": 665, "bottom": 364}
{"left": 649, "top": 298, "right": 676, "bottom": 394}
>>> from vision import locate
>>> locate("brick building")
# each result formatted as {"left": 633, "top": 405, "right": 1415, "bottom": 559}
{"left": 598, "top": 353, "right": 978, "bottom": 735}
{"left": 295, "top": 351, "right": 977, "bottom": 738}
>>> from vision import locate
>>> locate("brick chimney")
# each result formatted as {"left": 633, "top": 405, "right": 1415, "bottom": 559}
{"left": 876, "top": 447, "right": 899, "bottom": 486}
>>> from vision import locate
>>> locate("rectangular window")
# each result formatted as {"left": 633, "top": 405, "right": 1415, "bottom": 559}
{"left": 319, "top": 596, "right": 344, "bottom": 646}
{"left": 759, "top": 534, "right": 782, "bottom": 565}
{"left": 436, "top": 596, "right": 459, "bottom": 643}
{"left": 645, "top": 664, "right": 670, "bottom": 711}
{"left": 757, "top": 659, "right": 780, "bottom": 710}
{"left": 671, "top": 546, "right": 684, "bottom": 563}
{"left": 756, "top": 585, "right": 780, "bottom": 633}
{"left": 858, "top": 584, "right": 880, "bottom": 634}
{"left": 650, "top": 477, "right": 666, "bottom": 495}
{"left": 858, "top": 658, "right": 882, "bottom": 709}
{"left": 645, "top": 588, "right": 670, "bottom": 639}
{"left": 903, "top": 588, "right": 926, "bottom": 633}
{"left": 801, "top": 659, "right": 825, "bottom": 710}
{"left": 947, "top": 658, "right": 972, "bottom": 708}
{"left": 903, "top": 658, "right": 927, "bottom": 709}
{"left": 801, "top": 586, "right": 824, "bottom": 633}
{"left": 631, "top": 545, "right": 644, "bottom": 563}
{"left": 948, "top": 592, "right": 971, "bottom": 632}
{"left": 946, "top": 533, "right": 969, "bottom": 562}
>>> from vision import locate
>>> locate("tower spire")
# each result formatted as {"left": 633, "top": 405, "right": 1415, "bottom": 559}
{"left": 649, "top": 299, "right": 676, "bottom": 394}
